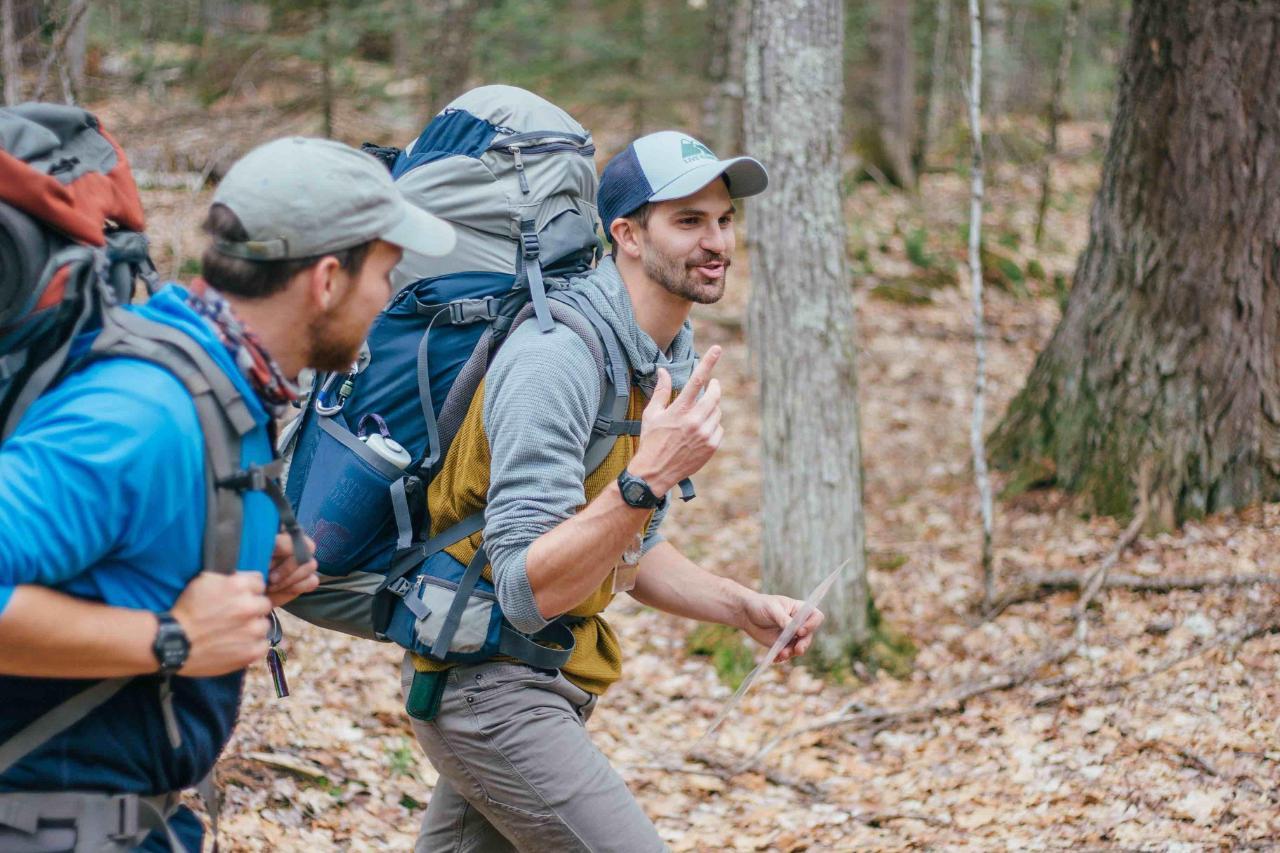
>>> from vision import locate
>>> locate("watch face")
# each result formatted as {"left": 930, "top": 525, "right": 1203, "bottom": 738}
{"left": 624, "top": 482, "right": 647, "bottom": 504}
{"left": 157, "top": 623, "right": 190, "bottom": 668}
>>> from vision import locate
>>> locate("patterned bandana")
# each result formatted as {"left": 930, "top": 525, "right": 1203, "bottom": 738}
{"left": 186, "top": 278, "right": 299, "bottom": 417}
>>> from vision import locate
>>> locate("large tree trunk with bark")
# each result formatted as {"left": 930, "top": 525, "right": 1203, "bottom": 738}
{"left": 746, "top": 0, "right": 869, "bottom": 660}
{"left": 991, "top": 0, "right": 1280, "bottom": 528}
{"left": 860, "top": 0, "right": 915, "bottom": 187}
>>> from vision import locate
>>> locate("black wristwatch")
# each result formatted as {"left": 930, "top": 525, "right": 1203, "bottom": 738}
{"left": 152, "top": 612, "right": 191, "bottom": 676}
{"left": 617, "top": 468, "right": 666, "bottom": 510}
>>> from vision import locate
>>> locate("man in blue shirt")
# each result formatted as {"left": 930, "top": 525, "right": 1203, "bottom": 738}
{"left": 0, "top": 137, "right": 455, "bottom": 851}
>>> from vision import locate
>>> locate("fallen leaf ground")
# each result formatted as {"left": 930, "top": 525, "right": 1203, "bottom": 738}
{"left": 91, "top": 70, "right": 1278, "bottom": 852}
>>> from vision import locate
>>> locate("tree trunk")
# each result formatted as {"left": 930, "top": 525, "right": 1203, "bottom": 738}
{"left": 991, "top": 0, "right": 1280, "bottom": 528}
{"left": 65, "top": 0, "right": 88, "bottom": 97}
{"left": 1034, "top": 0, "right": 1081, "bottom": 246}
{"left": 425, "top": 0, "right": 483, "bottom": 114}
{"left": 985, "top": 0, "right": 1010, "bottom": 117}
{"left": 965, "top": 0, "right": 994, "bottom": 609}
{"left": 392, "top": 0, "right": 416, "bottom": 80}
{"left": 862, "top": 0, "right": 915, "bottom": 187}
{"left": 914, "top": 0, "right": 952, "bottom": 174}
{"left": 746, "top": 0, "right": 869, "bottom": 661}
{"left": 1, "top": 0, "right": 20, "bottom": 105}
{"left": 701, "top": 0, "right": 747, "bottom": 156}
{"left": 319, "top": 0, "right": 333, "bottom": 137}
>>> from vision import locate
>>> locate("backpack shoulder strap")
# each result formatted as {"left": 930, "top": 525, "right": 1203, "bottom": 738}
{"left": 90, "top": 307, "right": 258, "bottom": 576}
{"left": 544, "top": 289, "right": 642, "bottom": 475}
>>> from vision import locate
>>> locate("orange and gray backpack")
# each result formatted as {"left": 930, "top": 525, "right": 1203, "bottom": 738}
{"left": 0, "top": 103, "right": 308, "bottom": 847}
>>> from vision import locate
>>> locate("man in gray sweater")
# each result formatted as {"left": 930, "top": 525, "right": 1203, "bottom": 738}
{"left": 402, "top": 131, "right": 826, "bottom": 852}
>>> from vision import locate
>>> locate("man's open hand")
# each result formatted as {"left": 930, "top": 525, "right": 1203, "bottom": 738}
{"left": 629, "top": 346, "right": 724, "bottom": 495}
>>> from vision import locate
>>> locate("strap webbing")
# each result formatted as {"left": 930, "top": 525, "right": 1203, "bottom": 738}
{"left": 379, "top": 511, "right": 486, "bottom": 597}
{"left": 0, "top": 349, "right": 27, "bottom": 382}
{"left": 0, "top": 677, "right": 130, "bottom": 775}
{"left": 413, "top": 296, "right": 501, "bottom": 326}
{"left": 416, "top": 323, "right": 443, "bottom": 472}
{"left": 316, "top": 415, "right": 405, "bottom": 478}
{"left": 196, "top": 770, "right": 220, "bottom": 853}
{"left": 497, "top": 621, "right": 575, "bottom": 670}
{"left": 390, "top": 478, "right": 413, "bottom": 551}
{"left": 0, "top": 790, "right": 186, "bottom": 853}
{"left": 520, "top": 219, "right": 554, "bottom": 333}
{"left": 429, "top": 545, "right": 489, "bottom": 659}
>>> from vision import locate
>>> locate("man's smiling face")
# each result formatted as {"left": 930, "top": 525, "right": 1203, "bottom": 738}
{"left": 634, "top": 179, "right": 736, "bottom": 305}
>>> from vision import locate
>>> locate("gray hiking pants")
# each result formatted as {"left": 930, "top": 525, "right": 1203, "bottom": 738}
{"left": 399, "top": 655, "right": 668, "bottom": 853}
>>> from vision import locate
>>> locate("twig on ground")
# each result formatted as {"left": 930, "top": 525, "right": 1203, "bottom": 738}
{"left": 738, "top": 504, "right": 1149, "bottom": 772}
{"left": 986, "top": 570, "right": 1279, "bottom": 618}
{"left": 1113, "top": 719, "right": 1280, "bottom": 805}
{"left": 1034, "top": 615, "right": 1280, "bottom": 707}
{"left": 239, "top": 750, "right": 330, "bottom": 783}
{"left": 848, "top": 810, "right": 948, "bottom": 829}
{"left": 627, "top": 753, "right": 824, "bottom": 797}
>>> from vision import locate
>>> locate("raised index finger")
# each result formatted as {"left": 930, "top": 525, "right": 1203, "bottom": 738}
{"left": 675, "top": 345, "right": 722, "bottom": 408}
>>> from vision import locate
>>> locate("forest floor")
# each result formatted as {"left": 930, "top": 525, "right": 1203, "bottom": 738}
{"left": 89, "top": 65, "right": 1279, "bottom": 852}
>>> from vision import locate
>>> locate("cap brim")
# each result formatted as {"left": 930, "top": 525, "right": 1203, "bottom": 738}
{"left": 647, "top": 156, "right": 769, "bottom": 204}
{"left": 381, "top": 201, "right": 456, "bottom": 258}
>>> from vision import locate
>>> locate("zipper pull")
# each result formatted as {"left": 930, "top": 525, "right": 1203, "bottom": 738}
{"left": 266, "top": 611, "right": 289, "bottom": 698}
{"left": 267, "top": 645, "right": 290, "bottom": 698}
{"left": 509, "top": 146, "right": 530, "bottom": 194}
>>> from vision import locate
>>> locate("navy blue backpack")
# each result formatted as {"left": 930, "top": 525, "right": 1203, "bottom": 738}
{"left": 281, "top": 86, "right": 642, "bottom": 668}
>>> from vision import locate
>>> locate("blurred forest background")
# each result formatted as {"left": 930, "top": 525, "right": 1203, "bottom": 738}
{"left": 4, "top": 1, "right": 1279, "bottom": 849}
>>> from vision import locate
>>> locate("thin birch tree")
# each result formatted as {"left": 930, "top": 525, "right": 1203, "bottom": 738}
{"left": 746, "top": 0, "right": 869, "bottom": 660}
{"left": 966, "top": 0, "right": 995, "bottom": 609}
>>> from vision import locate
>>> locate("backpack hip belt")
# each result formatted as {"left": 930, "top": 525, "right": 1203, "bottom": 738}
{"left": 0, "top": 790, "right": 186, "bottom": 853}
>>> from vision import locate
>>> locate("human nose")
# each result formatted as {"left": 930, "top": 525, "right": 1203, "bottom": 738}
{"left": 701, "top": 223, "right": 727, "bottom": 255}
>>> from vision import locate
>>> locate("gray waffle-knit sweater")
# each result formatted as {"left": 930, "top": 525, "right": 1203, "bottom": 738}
{"left": 484, "top": 258, "right": 698, "bottom": 633}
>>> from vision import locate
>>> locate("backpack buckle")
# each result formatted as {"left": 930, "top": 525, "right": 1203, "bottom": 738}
{"left": 448, "top": 297, "right": 500, "bottom": 325}
{"left": 521, "top": 231, "right": 540, "bottom": 260}
{"left": 218, "top": 465, "right": 268, "bottom": 492}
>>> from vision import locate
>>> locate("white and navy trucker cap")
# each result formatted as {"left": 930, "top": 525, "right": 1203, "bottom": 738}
{"left": 597, "top": 131, "right": 768, "bottom": 243}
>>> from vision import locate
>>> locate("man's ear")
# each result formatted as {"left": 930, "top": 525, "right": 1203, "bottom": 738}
{"left": 610, "top": 218, "right": 644, "bottom": 260}
{"left": 305, "top": 255, "right": 344, "bottom": 311}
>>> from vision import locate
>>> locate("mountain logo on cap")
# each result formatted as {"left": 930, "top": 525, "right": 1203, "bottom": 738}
{"left": 681, "top": 138, "right": 716, "bottom": 163}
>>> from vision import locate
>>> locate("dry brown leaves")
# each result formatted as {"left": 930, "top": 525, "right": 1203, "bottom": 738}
{"left": 96, "top": 74, "right": 1279, "bottom": 851}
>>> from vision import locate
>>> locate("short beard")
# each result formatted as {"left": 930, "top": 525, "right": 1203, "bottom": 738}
{"left": 306, "top": 298, "right": 364, "bottom": 373}
{"left": 641, "top": 243, "right": 729, "bottom": 305}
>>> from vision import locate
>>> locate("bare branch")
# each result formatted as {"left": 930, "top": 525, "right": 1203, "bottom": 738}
{"left": 987, "top": 570, "right": 1280, "bottom": 617}
{"left": 741, "top": 504, "right": 1151, "bottom": 770}
{"left": 1034, "top": 615, "right": 1280, "bottom": 708}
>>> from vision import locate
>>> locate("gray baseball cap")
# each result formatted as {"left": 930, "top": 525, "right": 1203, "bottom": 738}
{"left": 598, "top": 130, "right": 768, "bottom": 242}
{"left": 211, "top": 136, "right": 455, "bottom": 262}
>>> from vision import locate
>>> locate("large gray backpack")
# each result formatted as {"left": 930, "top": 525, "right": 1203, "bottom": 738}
{"left": 280, "top": 86, "right": 692, "bottom": 667}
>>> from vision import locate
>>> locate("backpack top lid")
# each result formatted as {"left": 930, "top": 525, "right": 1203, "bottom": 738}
{"left": 0, "top": 104, "right": 145, "bottom": 330}
{"left": 391, "top": 85, "right": 600, "bottom": 284}
{"left": 0, "top": 103, "right": 145, "bottom": 247}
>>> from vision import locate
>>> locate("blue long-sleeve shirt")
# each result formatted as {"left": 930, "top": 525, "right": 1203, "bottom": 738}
{"left": 0, "top": 284, "right": 279, "bottom": 849}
